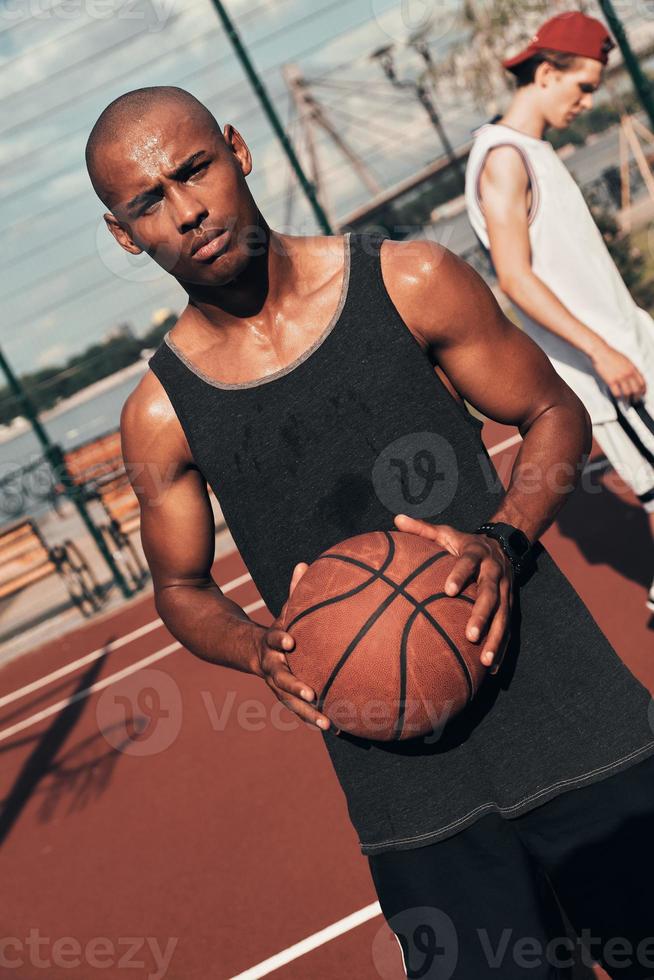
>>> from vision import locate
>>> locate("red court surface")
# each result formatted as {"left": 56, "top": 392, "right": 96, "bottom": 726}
{"left": 1, "top": 419, "right": 652, "bottom": 979}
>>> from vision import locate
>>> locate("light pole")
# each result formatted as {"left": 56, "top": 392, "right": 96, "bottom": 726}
{"left": 208, "top": 0, "right": 333, "bottom": 234}
{"left": 597, "top": 0, "right": 654, "bottom": 130}
{"left": 372, "top": 43, "right": 466, "bottom": 195}
{"left": 0, "top": 346, "right": 134, "bottom": 599}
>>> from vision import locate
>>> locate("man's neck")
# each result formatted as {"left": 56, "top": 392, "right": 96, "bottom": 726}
{"left": 177, "top": 229, "right": 344, "bottom": 349}
{"left": 181, "top": 226, "right": 295, "bottom": 333}
{"left": 496, "top": 91, "right": 547, "bottom": 141}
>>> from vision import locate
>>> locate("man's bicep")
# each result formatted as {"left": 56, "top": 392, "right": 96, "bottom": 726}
{"left": 120, "top": 377, "right": 216, "bottom": 591}
{"left": 139, "top": 467, "right": 217, "bottom": 590}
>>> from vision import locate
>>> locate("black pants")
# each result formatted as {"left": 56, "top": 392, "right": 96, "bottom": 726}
{"left": 368, "top": 752, "right": 654, "bottom": 979}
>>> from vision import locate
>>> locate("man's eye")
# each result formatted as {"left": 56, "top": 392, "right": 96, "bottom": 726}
{"left": 142, "top": 198, "right": 161, "bottom": 215}
{"left": 187, "top": 163, "right": 208, "bottom": 180}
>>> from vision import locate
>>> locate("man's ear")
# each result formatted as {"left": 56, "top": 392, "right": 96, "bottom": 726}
{"left": 223, "top": 123, "right": 252, "bottom": 178}
{"left": 103, "top": 212, "right": 143, "bottom": 255}
{"left": 534, "top": 60, "right": 556, "bottom": 88}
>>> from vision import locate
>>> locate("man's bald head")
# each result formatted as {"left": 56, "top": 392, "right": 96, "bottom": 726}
{"left": 85, "top": 86, "right": 222, "bottom": 209}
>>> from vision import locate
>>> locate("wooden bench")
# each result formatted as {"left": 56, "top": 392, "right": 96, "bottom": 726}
{"left": 61, "top": 430, "right": 147, "bottom": 590}
{"left": 0, "top": 518, "right": 102, "bottom": 617}
{"left": 92, "top": 471, "right": 149, "bottom": 590}
{"left": 64, "top": 429, "right": 123, "bottom": 487}
{"left": 61, "top": 428, "right": 219, "bottom": 593}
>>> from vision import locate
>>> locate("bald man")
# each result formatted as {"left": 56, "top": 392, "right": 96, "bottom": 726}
{"left": 86, "top": 87, "right": 654, "bottom": 978}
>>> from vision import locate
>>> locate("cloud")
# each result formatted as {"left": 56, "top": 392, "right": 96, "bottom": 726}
{"left": 37, "top": 342, "right": 68, "bottom": 368}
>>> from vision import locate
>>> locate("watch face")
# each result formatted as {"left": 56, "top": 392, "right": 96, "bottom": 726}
{"left": 505, "top": 527, "right": 530, "bottom": 557}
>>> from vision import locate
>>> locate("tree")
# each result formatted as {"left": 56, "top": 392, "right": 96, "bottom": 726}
{"left": 431, "top": 0, "right": 588, "bottom": 115}
{"left": 584, "top": 185, "right": 654, "bottom": 312}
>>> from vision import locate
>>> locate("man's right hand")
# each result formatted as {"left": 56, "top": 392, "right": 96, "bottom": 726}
{"left": 250, "top": 562, "right": 333, "bottom": 732}
{"left": 591, "top": 342, "right": 646, "bottom": 402}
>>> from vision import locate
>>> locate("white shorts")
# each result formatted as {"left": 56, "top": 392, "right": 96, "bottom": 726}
{"left": 594, "top": 397, "right": 654, "bottom": 514}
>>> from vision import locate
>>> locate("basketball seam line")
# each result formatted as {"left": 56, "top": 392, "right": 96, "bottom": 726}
{"left": 315, "top": 551, "right": 474, "bottom": 711}
{"left": 395, "top": 592, "right": 476, "bottom": 740}
{"left": 284, "top": 532, "right": 398, "bottom": 632}
{"left": 314, "top": 543, "right": 462, "bottom": 725}
{"left": 313, "top": 532, "right": 400, "bottom": 711}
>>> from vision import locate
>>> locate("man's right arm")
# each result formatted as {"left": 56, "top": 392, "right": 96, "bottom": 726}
{"left": 120, "top": 373, "right": 260, "bottom": 673}
{"left": 120, "top": 372, "right": 332, "bottom": 730}
{"left": 479, "top": 145, "right": 645, "bottom": 401}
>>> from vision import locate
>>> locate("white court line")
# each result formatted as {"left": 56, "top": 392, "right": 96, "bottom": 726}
{"left": 228, "top": 902, "right": 382, "bottom": 980}
{"left": 0, "top": 565, "right": 248, "bottom": 710}
{"left": 487, "top": 432, "right": 522, "bottom": 456}
{"left": 0, "top": 642, "right": 180, "bottom": 744}
{"left": 0, "top": 435, "right": 524, "bottom": 727}
{"left": 0, "top": 598, "right": 266, "bottom": 744}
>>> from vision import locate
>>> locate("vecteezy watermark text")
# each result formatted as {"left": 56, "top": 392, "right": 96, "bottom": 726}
{"left": 0, "top": 931, "right": 177, "bottom": 978}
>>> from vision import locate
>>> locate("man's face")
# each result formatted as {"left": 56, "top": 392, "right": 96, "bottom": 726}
{"left": 540, "top": 57, "right": 604, "bottom": 130}
{"left": 103, "top": 105, "right": 259, "bottom": 287}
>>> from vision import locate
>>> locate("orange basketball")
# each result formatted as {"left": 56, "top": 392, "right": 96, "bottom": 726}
{"left": 281, "top": 530, "right": 487, "bottom": 741}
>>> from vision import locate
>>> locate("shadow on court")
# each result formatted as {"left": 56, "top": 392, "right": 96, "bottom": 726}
{"left": 555, "top": 470, "right": 653, "bottom": 592}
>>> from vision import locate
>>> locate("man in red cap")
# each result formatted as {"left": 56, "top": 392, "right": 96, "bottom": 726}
{"left": 466, "top": 11, "right": 654, "bottom": 612}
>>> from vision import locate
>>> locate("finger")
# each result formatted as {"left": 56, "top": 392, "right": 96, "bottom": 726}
{"left": 265, "top": 627, "right": 295, "bottom": 653}
{"left": 267, "top": 659, "right": 318, "bottom": 703}
{"left": 443, "top": 551, "right": 482, "bottom": 597}
{"left": 271, "top": 686, "right": 332, "bottom": 730}
{"left": 465, "top": 568, "right": 501, "bottom": 644}
{"left": 625, "top": 375, "right": 644, "bottom": 400}
{"left": 394, "top": 515, "right": 456, "bottom": 550}
{"left": 483, "top": 604, "right": 510, "bottom": 670}
{"left": 488, "top": 580, "right": 512, "bottom": 673}
{"left": 632, "top": 371, "right": 646, "bottom": 397}
{"left": 289, "top": 561, "right": 309, "bottom": 595}
{"left": 490, "top": 627, "right": 511, "bottom": 675}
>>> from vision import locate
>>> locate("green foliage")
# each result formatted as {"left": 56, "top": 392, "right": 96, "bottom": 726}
{"left": 547, "top": 94, "right": 640, "bottom": 150}
{"left": 140, "top": 313, "right": 178, "bottom": 349}
{"left": 584, "top": 187, "right": 654, "bottom": 313}
{"left": 0, "top": 314, "right": 178, "bottom": 428}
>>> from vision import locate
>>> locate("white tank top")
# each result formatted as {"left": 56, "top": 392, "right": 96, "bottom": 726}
{"left": 465, "top": 121, "right": 654, "bottom": 424}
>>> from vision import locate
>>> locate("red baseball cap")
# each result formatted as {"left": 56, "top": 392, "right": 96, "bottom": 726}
{"left": 502, "top": 11, "right": 615, "bottom": 70}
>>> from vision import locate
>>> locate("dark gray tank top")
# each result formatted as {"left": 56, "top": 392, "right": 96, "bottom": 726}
{"left": 149, "top": 232, "right": 654, "bottom": 855}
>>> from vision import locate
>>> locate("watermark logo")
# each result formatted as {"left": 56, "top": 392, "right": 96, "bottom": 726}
{"left": 370, "top": 0, "right": 458, "bottom": 45}
{"left": 1, "top": 0, "right": 176, "bottom": 31}
{"left": 372, "top": 431, "right": 458, "bottom": 518}
{"left": 372, "top": 906, "right": 458, "bottom": 979}
{"left": 96, "top": 668, "right": 182, "bottom": 756}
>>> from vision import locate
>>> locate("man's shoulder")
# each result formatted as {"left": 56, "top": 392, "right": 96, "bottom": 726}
{"left": 379, "top": 237, "right": 462, "bottom": 294}
{"left": 121, "top": 369, "right": 190, "bottom": 465}
{"left": 377, "top": 238, "right": 475, "bottom": 347}
{"left": 121, "top": 368, "right": 167, "bottom": 425}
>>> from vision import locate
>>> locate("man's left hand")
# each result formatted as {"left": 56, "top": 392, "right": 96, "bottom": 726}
{"left": 394, "top": 514, "right": 514, "bottom": 675}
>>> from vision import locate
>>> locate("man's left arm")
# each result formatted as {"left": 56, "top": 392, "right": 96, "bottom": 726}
{"left": 382, "top": 240, "right": 593, "bottom": 671}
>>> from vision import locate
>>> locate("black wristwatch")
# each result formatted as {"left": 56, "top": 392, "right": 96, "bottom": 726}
{"left": 474, "top": 522, "right": 533, "bottom": 581}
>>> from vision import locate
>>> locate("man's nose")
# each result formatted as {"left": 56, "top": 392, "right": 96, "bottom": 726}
{"left": 169, "top": 186, "right": 206, "bottom": 232}
{"left": 580, "top": 92, "right": 593, "bottom": 111}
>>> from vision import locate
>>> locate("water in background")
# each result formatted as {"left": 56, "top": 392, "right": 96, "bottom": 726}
{"left": 0, "top": 370, "right": 147, "bottom": 522}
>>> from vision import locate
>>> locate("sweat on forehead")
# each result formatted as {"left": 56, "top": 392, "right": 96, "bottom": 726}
{"left": 85, "top": 85, "right": 220, "bottom": 209}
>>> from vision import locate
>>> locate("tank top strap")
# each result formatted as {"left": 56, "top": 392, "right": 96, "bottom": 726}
{"left": 345, "top": 230, "right": 401, "bottom": 325}
{"left": 466, "top": 125, "right": 542, "bottom": 245}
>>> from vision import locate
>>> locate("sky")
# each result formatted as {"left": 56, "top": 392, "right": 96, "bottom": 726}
{"left": 0, "top": 0, "right": 648, "bottom": 375}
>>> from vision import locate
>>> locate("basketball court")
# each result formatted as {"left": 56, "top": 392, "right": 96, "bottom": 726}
{"left": 1, "top": 417, "right": 652, "bottom": 979}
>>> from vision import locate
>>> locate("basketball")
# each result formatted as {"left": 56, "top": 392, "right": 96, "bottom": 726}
{"left": 280, "top": 530, "right": 487, "bottom": 741}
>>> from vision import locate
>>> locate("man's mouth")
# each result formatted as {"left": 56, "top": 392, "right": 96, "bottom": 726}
{"left": 191, "top": 228, "right": 231, "bottom": 261}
